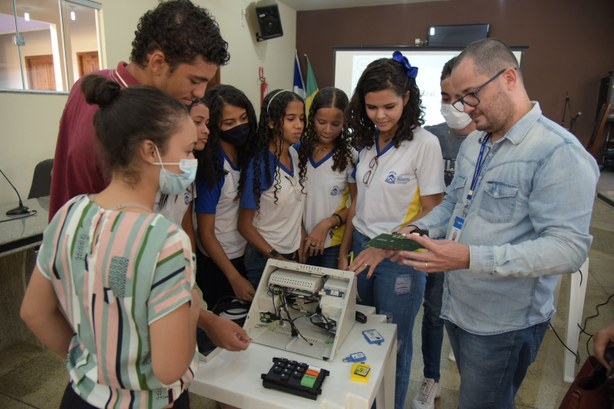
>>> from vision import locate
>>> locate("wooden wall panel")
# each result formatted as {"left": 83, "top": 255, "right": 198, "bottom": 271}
{"left": 296, "top": 0, "right": 614, "bottom": 144}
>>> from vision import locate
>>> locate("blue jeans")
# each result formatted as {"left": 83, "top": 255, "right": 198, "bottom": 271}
{"left": 244, "top": 243, "right": 297, "bottom": 289}
{"left": 445, "top": 320, "right": 549, "bottom": 409}
{"left": 421, "top": 271, "right": 444, "bottom": 381}
{"left": 306, "top": 245, "right": 340, "bottom": 269}
{"left": 353, "top": 231, "right": 426, "bottom": 409}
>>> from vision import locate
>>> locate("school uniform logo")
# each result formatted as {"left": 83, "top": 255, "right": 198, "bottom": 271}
{"left": 385, "top": 172, "right": 397, "bottom": 184}
{"left": 184, "top": 190, "right": 192, "bottom": 205}
{"left": 385, "top": 171, "right": 410, "bottom": 184}
{"left": 330, "top": 185, "right": 340, "bottom": 196}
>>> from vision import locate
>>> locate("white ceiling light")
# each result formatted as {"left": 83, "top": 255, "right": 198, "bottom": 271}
{"left": 24, "top": 12, "right": 30, "bottom": 21}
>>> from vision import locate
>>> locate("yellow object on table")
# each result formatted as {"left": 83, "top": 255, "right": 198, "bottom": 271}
{"left": 350, "top": 363, "right": 371, "bottom": 383}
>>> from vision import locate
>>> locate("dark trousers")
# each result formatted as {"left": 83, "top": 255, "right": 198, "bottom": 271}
{"left": 196, "top": 250, "right": 247, "bottom": 310}
{"left": 60, "top": 383, "right": 190, "bottom": 409}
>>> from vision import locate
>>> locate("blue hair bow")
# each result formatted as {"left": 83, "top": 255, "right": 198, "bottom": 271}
{"left": 392, "top": 51, "right": 418, "bottom": 79}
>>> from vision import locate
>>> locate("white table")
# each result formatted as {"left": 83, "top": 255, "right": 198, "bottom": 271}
{"left": 563, "top": 258, "right": 590, "bottom": 382}
{"left": 190, "top": 306, "right": 397, "bottom": 409}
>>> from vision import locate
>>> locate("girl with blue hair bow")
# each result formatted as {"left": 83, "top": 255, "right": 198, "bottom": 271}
{"left": 339, "top": 51, "right": 445, "bottom": 409}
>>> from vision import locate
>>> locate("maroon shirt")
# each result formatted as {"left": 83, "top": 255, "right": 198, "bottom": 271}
{"left": 49, "top": 63, "right": 139, "bottom": 220}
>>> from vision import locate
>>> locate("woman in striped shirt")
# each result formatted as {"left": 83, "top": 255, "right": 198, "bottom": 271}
{"left": 21, "top": 75, "right": 203, "bottom": 409}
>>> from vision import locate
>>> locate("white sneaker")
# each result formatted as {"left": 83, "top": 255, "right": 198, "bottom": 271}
{"left": 412, "top": 377, "right": 441, "bottom": 409}
{"left": 448, "top": 350, "right": 456, "bottom": 362}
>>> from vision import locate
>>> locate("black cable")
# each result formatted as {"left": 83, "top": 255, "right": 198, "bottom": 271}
{"left": 577, "top": 291, "right": 614, "bottom": 357}
{"left": 268, "top": 285, "right": 282, "bottom": 320}
{"left": 549, "top": 322, "right": 580, "bottom": 364}
{"left": 577, "top": 268, "right": 584, "bottom": 287}
{"left": 581, "top": 291, "right": 614, "bottom": 327}
{"left": 0, "top": 209, "right": 37, "bottom": 223}
{"left": 546, "top": 272, "right": 611, "bottom": 364}
{"left": 310, "top": 313, "right": 336, "bottom": 334}
{"left": 280, "top": 288, "right": 312, "bottom": 345}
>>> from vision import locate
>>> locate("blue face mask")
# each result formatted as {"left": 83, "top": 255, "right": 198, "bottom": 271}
{"left": 153, "top": 146, "right": 198, "bottom": 195}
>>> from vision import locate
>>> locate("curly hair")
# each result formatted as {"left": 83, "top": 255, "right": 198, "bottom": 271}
{"left": 81, "top": 75, "right": 188, "bottom": 185}
{"left": 297, "top": 87, "right": 354, "bottom": 185}
{"left": 130, "top": 0, "right": 230, "bottom": 69}
{"left": 197, "top": 84, "right": 257, "bottom": 188}
{"left": 237, "top": 89, "right": 305, "bottom": 211}
{"left": 347, "top": 57, "right": 424, "bottom": 150}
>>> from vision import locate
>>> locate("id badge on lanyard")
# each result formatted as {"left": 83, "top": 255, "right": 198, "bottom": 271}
{"left": 448, "top": 135, "right": 491, "bottom": 242}
{"left": 449, "top": 216, "right": 465, "bottom": 242}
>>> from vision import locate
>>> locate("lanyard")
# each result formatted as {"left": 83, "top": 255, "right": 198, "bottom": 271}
{"left": 451, "top": 134, "right": 492, "bottom": 241}
{"left": 464, "top": 134, "right": 491, "bottom": 212}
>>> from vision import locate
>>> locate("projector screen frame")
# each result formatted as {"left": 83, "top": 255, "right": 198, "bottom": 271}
{"left": 333, "top": 45, "right": 526, "bottom": 126}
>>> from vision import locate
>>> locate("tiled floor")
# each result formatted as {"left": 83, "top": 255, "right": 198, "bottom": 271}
{"left": 1, "top": 169, "right": 613, "bottom": 409}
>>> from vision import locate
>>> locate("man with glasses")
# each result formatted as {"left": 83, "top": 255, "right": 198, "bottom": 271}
{"left": 391, "top": 38, "right": 599, "bottom": 408}
{"left": 413, "top": 56, "right": 477, "bottom": 409}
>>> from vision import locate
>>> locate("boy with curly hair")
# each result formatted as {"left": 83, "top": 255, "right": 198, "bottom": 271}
{"left": 50, "top": 0, "right": 230, "bottom": 219}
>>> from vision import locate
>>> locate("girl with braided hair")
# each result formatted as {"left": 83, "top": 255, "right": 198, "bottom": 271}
{"left": 238, "top": 89, "right": 306, "bottom": 288}
{"left": 296, "top": 87, "right": 357, "bottom": 268}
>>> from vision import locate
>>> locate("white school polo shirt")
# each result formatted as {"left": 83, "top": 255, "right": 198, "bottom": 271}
{"left": 195, "top": 150, "right": 246, "bottom": 259}
{"left": 353, "top": 127, "right": 445, "bottom": 239}
{"left": 240, "top": 147, "right": 304, "bottom": 254}
{"left": 154, "top": 184, "right": 195, "bottom": 226}
{"left": 303, "top": 149, "right": 357, "bottom": 248}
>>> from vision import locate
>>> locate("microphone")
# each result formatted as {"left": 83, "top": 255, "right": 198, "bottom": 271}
{"left": 0, "top": 167, "right": 30, "bottom": 216}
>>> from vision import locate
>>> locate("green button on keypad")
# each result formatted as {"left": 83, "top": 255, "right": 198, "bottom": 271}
{"left": 300, "top": 374, "right": 317, "bottom": 388}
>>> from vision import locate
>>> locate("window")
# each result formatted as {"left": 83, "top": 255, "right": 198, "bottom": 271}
{"left": 0, "top": 0, "right": 102, "bottom": 92}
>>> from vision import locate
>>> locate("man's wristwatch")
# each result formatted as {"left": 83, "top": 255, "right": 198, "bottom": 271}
{"left": 268, "top": 249, "right": 279, "bottom": 258}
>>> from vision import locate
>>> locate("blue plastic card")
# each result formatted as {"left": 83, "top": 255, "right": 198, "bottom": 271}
{"left": 362, "top": 329, "right": 384, "bottom": 345}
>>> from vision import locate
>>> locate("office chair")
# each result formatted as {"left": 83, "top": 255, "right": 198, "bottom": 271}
{"left": 28, "top": 158, "right": 54, "bottom": 199}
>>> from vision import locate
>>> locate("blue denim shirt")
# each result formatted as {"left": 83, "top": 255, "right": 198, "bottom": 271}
{"left": 414, "top": 103, "right": 599, "bottom": 335}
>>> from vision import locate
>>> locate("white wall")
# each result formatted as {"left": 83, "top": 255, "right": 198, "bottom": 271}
{"left": 0, "top": 33, "right": 22, "bottom": 88}
{"left": 0, "top": 29, "right": 58, "bottom": 89}
{"left": 0, "top": 0, "right": 297, "bottom": 206}
{"left": 69, "top": 18, "right": 102, "bottom": 82}
{"left": 205, "top": 0, "right": 297, "bottom": 114}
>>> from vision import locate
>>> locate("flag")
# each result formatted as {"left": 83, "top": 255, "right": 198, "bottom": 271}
{"left": 304, "top": 55, "right": 319, "bottom": 118}
{"left": 293, "top": 51, "right": 305, "bottom": 98}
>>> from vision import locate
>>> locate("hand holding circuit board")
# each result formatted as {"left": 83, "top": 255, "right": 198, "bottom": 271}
{"left": 365, "top": 228, "right": 429, "bottom": 251}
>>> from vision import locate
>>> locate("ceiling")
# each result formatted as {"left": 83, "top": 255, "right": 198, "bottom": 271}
{"left": 279, "top": 0, "right": 447, "bottom": 11}
{"left": 0, "top": 13, "right": 48, "bottom": 35}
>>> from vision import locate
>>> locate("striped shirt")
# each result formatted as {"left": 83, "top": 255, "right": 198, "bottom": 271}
{"left": 37, "top": 195, "right": 198, "bottom": 409}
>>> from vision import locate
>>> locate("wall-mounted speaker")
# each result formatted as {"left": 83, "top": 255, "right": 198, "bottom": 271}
{"left": 255, "top": 4, "right": 283, "bottom": 42}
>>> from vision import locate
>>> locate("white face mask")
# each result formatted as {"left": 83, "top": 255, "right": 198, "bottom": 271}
{"left": 153, "top": 146, "right": 198, "bottom": 195}
{"left": 440, "top": 103, "right": 472, "bottom": 130}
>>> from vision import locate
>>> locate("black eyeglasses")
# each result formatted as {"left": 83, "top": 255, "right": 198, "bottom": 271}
{"left": 362, "top": 156, "right": 379, "bottom": 186}
{"left": 452, "top": 68, "right": 507, "bottom": 113}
